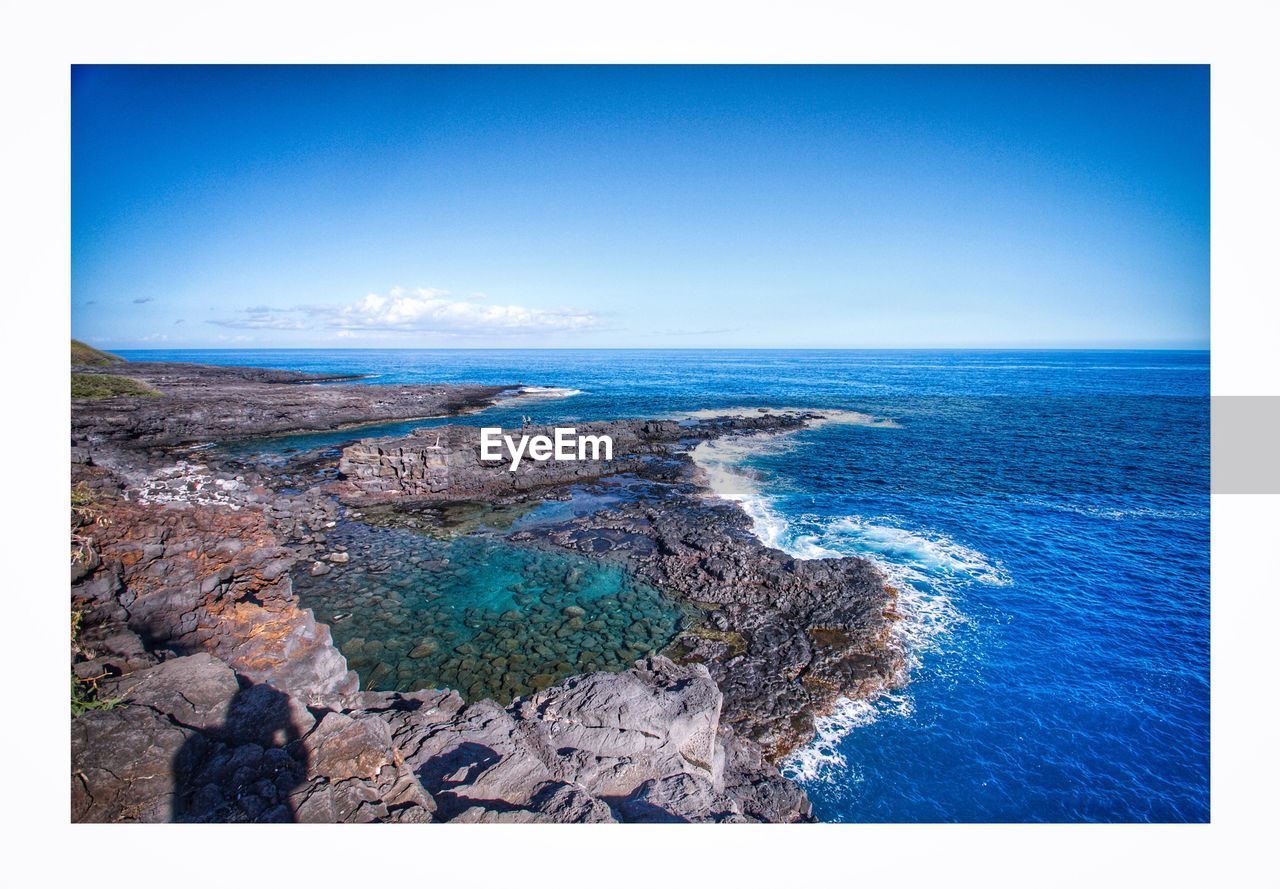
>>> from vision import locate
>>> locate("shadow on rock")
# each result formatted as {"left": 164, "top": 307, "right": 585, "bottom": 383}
{"left": 173, "top": 681, "right": 310, "bottom": 822}
{"left": 416, "top": 742, "right": 509, "bottom": 818}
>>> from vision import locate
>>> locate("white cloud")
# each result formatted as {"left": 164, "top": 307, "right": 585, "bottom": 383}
{"left": 207, "top": 287, "right": 600, "bottom": 337}
{"left": 333, "top": 288, "right": 598, "bottom": 334}
{"left": 207, "top": 314, "right": 309, "bottom": 331}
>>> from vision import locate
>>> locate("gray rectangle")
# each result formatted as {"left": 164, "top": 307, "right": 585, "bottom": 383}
{"left": 1213, "top": 396, "right": 1280, "bottom": 494}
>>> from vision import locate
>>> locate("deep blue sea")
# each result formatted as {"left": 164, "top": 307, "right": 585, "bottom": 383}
{"left": 119, "top": 349, "right": 1210, "bottom": 822}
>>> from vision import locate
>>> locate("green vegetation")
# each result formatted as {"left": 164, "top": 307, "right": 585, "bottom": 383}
{"left": 71, "top": 481, "right": 104, "bottom": 566}
{"left": 71, "top": 372, "right": 159, "bottom": 400}
{"left": 685, "top": 625, "right": 748, "bottom": 656}
{"left": 70, "top": 609, "right": 122, "bottom": 716}
{"left": 70, "top": 340, "right": 152, "bottom": 399}
{"left": 71, "top": 339, "right": 125, "bottom": 366}
{"left": 71, "top": 673, "right": 122, "bottom": 716}
{"left": 70, "top": 481, "right": 97, "bottom": 510}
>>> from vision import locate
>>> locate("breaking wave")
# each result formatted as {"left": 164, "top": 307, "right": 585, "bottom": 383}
{"left": 483, "top": 385, "right": 585, "bottom": 412}
{"left": 674, "top": 405, "right": 901, "bottom": 429}
{"left": 782, "top": 693, "right": 915, "bottom": 783}
{"left": 517, "top": 386, "right": 583, "bottom": 398}
{"left": 691, "top": 425, "right": 1007, "bottom": 783}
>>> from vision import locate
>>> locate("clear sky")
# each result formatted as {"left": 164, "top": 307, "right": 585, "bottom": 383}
{"left": 72, "top": 65, "right": 1209, "bottom": 350}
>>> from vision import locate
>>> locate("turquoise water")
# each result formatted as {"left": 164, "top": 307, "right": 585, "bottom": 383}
{"left": 292, "top": 510, "right": 687, "bottom": 702}
{"left": 123, "top": 348, "right": 1209, "bottom": 822}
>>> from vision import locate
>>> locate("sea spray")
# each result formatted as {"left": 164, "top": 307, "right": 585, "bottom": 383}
{"left": 689, "top": 413, "right": 1007, "bottom": 783}
{"left": 783, "top": 693, "right": 916, "bottom": 783}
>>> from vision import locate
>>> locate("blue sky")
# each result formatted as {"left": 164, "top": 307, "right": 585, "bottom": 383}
{"left": 72, "top": 65, "right": 1209, "bottom": 349}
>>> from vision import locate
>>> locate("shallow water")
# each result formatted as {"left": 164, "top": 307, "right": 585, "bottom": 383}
{"left": 293, "top": 512, "right": 687, "bottom": 702}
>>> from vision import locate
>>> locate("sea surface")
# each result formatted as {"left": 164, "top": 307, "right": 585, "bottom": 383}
{"left": 119, "top": 348, "right": 1210, "bottom": 822}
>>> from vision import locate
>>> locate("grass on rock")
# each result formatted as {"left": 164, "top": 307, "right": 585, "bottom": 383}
{"left": 71, "top": 373, "right": 159, "bottom": 400}
{"left": 71, "top": 339, "right": 125, "bottom": 366}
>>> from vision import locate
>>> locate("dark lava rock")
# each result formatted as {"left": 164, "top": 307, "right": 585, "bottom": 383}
{"left": 71, "top": 360, "right": 510, "bottom": 448}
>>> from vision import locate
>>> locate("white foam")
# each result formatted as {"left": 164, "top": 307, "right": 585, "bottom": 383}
{"left": 516, "top": 385, "right": 583, "bottom": 399}
{"left": 478, "top": 385, "right": 585, "bottom": 413}
{"left": 782, "top": 693, "right": 914, "bottom": 782}
{"left": 674, "top": 405, "right": 900, "bottom": 429}
{"left": 806, "top": 516, "right": 1011, "bottom": 589}
{"left": 690, "top": 425, "right": 1009, "bottom": 784}
{"left": 690, "top": 435, "right": 804, "bottom": 550}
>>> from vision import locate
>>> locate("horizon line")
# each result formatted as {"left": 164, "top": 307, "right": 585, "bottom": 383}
{"left": 101, "top": 345, "right": 1212, "bottom": 353}
{"left": 97, "top": 342, "right": 1208, "bottom": 353}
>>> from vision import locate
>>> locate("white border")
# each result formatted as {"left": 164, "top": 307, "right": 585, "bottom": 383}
{"left": 4, "top": 2, "right": 1277, "bottom": 886}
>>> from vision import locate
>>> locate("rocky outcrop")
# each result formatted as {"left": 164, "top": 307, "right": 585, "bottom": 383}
{"left": 335, "top": 415, "right": 814, "bottom": 503}
{"left": 520, "top": 476, "right": 903, "bottom": 759}
{"left": 69, "top": 357, "right": 888, "bottom": 823}
{"left": 337, "top": 417, "right": 904, "bottom": 760}
{"left": 384, "top": 655, "right": 807, "bottom": 823}
{"left": 71, "top": 360, "right": 509, "bottom": 448}
{"left": 72, "top": 652, "right": 807, "bottom": 823}
{"left": 70, "top": 424, "right": 815, "bottom": 822}
{"left": 72, "top": 479, "right": 356, "bottom": 696}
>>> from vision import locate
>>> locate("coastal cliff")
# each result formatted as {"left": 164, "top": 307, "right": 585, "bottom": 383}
{"left": 71, "top": 354, "right": 897, "bottom": 822}
{"left": 72, "top": 477, "right": 806, "bottom": 822}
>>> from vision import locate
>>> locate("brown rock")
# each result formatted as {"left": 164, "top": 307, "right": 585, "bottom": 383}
{"left": 304, "top": 712, "right": 393, "bottom": 781}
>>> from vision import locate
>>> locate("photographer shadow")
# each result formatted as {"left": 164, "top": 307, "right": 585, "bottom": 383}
{"left": 171, "top": 681, "right": 310, "bottom": 823}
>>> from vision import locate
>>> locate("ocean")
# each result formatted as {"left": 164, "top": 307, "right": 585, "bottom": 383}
{"left": 117, "top": 348, "right": 1210, "bottom": 822}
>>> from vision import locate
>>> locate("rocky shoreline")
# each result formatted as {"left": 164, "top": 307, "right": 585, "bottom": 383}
{"left": 71, "top": 358, "right": 902, "bottom": 822}
{"left": 72, "top": 360, "right": 509, "bottom": 448}
{"left": 335, "top": 421, "right": 904, "bottom": 760}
